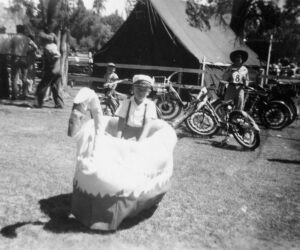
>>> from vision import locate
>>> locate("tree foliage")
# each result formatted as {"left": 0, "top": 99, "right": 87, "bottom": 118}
{"left": 68, "top": 1, "right": 124, "bottom": 50}
{"left": 186, "top": 0, "right": 300, "bottom": 63}
{"left": 93, "top": 0, "right": 106, "bottom": 15}
{"left": 101, "top": 12, "right": 124, "bottom": 33}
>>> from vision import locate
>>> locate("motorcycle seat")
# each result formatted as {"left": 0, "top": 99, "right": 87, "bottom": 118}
{"left": 221, "top": 100, "right": 234, "bottom": 106}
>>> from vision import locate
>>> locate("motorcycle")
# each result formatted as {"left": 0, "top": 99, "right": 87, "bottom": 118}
{"left": 213, "top": 81, "right": 296, "bottom": 130}
{"left": 267, "top": 79, "right": 298, "bottom": 126}
{"left": 172, "top": 85, "right": 260, "bottom": 150}
{"left": 151, "top": 72, "right": 194, "bottom": 120}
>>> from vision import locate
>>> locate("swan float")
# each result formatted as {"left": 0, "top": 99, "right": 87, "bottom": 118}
{"left": 68, "top": 88, "right": 177, "bottom": 231}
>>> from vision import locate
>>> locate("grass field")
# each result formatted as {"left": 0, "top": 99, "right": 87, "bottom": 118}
{"left": 0, "top": 87, "right": 299, "bottom": 250}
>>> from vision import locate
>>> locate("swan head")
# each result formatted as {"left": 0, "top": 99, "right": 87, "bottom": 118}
{"left": 68, "top": 103, "right": 85, "bottom": 137}
{"left": 68, "top": 87, "right": 103, "bottom": 137}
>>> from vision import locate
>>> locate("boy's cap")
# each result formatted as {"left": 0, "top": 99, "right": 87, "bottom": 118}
{"left": 132, "top": 74, "right": 154, "bottom": 87}
{"left": 107, "top": 62, "right": 116, "bottom": 67}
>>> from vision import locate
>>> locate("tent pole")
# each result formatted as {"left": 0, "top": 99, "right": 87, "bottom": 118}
{"left": 201, "top": 56, "right": 206, "bottom": 87}
{"left": 265, "top": 34, "right": 273, "bottom": 85}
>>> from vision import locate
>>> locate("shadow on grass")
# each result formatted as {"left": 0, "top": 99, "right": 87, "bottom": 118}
{"left": 1, "top": 193, "right": 158, "bottom": 238}
{"left": 209, "top": 141, "right": 247, "bottom": 152}
{"left": 0, "top": 100, "right": 33, "bottom": 108}
{"left": 268, "top": 158, "right": 300, "bottom": 165}
{"left": 175, "top": 127, "right": 215, "bottom": 140}
{"left": 0, "top": 99, "right": 58, "bottom": 110}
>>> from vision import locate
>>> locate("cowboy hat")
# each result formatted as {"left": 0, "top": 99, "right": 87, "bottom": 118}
{"left": 230, "top": 50, "right": 248, "bottom": 63}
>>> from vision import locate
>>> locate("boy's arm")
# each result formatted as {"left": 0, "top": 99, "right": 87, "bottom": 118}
{"left": 116, "top": 117, "right": 125, "bottom": 138}
{"left": 138, "top": 119, "right": 153, "bottom": 141}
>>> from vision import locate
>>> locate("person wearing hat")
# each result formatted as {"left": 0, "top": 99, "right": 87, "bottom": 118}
{"left": 221, "top": 50, "right": 249, "bottom": 110}
{"left": 115, "top": 74, "right": 158, "bottom": 141}
{"left": 103, "top": 62, "right": 119, "bottom": 97}
{"left": 104, "top": 62, "right": 119, "bottom": 85}
{"left": 35, "top": 32, "right": 64, "bottom": 108}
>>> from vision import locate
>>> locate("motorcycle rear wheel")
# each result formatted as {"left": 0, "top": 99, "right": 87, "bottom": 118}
{"left": 185, "top": 109, "right": 218, "bottom": 136}
{"left": 261, "top": 102, "right": 290, "bottom": 130}
{"left": 284, "top": 99, "right": 298, "bottom": 126}
{"left": 230, "top": 112, "right": 260, "bottom": 150}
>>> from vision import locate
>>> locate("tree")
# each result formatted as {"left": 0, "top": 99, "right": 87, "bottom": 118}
{"left": 185, "top": 0, "right": 300, "bottom": 62}
{"left": 90, "top": 22, "right": 113, "bottom": 50}
{"left": 38, "top": 0, "right": 70, "bottom": 88}
{"left": 230, "top": 0, "right": 281, "bottom": 39}
{"left": 69, "top": 0, "right": 94, "bottom": 43}
{"left": 125, "top": 0, "right": 137, "bottom": 16}
{"left": 185, "top": 0, "right": 281, "bottom": 39}
{"left": 101, "top": 12, "right": 124, "bottom": 33}
{"left": 276, "top": 0, "right": 300, "bottom": 63}
{"left": 93, "top": 0, "right": 106, "bottom": 15}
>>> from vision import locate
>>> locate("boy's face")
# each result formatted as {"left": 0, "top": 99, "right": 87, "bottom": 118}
{"left": 106, "top": 66, "right": 115, "bottom": 74}
{"left": 133, "top": 85, "right": 151, "bottom": 102}
{"left": 233, "top": 55, "right": 243, "bottom": 66}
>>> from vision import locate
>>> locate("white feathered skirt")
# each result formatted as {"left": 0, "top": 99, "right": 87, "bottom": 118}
{"left": 71, "top": 117, "right": 177, "bottom": 231}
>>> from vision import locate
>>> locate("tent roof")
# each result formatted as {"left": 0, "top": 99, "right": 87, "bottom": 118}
{"left": 150, "top": 0, "right": 260, "bottom": 65}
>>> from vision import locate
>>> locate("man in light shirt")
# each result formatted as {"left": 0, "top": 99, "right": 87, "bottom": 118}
{"left": 10, "top": 25, "right": 38, "bottom": 100}
{"left": 35, "top": 32, "right": 64, "bottom": 108}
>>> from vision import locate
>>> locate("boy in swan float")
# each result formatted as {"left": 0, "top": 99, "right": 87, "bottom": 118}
{"left": 67, "top": 75, "right": 177, "bottom": 231}
{"left": 116, "top": 74, "right": 158, "bottom": 141}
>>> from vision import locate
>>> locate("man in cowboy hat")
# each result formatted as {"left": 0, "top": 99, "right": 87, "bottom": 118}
{"left": 115, "top": 74, "right": 157, "bottom": 141}
{"left": 221, "top": 50, "right": 249, "bottom": 110}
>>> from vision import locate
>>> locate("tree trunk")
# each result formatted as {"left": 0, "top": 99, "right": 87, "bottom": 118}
{"left": 60, "top": 30, "right": 68, "bottom": 89}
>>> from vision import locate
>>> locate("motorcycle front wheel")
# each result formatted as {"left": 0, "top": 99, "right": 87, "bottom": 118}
{"left": 185, "top": 109, "right": 218, "bottom": 136}
{"left": 230, "top": 112, "right": 260, "bottom": 150}
{"left": 154, "top": 97, "right": 183, "bottom": 120}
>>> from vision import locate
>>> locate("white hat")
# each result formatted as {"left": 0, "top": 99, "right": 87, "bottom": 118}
{"left": 132, "top": 74, "right": 154, "bottom": 87}
{"left": 107, "top": 62, "right": 116, "bottom": 67}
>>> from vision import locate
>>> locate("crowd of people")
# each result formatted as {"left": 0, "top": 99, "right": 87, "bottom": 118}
{"left": 0, "top": 25, "right": 64, "bottom": 108}
{"left": 270, "top": 59, "right": 299, "bottom": 78}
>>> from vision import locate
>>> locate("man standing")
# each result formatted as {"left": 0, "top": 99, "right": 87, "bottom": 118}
{"left": 0, "top": 26, "right": 10, "bottom": 99}
{"left": 10, "top": 25, "right": 38, "bottom": 100}
{"left": 35, "top": 32, "right": 64, "bottom": 108}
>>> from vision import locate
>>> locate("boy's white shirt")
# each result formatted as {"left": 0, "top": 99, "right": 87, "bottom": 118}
{"left": 115, "top": 96, "right": 157, "bottom": 127}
